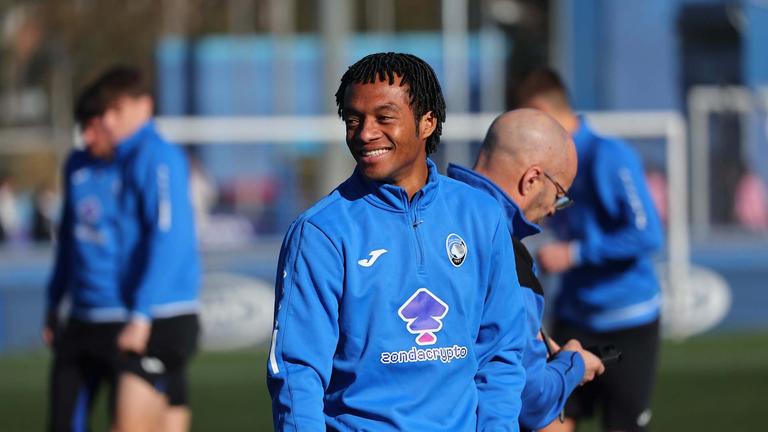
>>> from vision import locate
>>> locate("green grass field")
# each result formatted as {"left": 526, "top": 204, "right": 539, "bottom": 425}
{"left": 1, "top": 331, "right": 766, "bottom": 431}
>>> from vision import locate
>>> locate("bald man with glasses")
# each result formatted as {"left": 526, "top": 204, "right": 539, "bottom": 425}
{"left": 517, "top": 68, "right": 664, "bottom": 432}
{"left": 448, "top": 108, "right": 605, "bottom": 431}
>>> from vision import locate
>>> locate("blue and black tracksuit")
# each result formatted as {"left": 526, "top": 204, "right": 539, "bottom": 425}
{"left": 46, "top": 121, "right": 199, "bottom": 431}
{"left": 448, "top": 164, "right": 585, "bottom": 431}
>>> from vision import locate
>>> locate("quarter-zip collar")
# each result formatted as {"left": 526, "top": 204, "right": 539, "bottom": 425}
{"left": 356, "top": 158, "right": 440, "bottom": 212}
{"left": 446, "top": 163, "right": 541, "bottom": 239}
{"left": 115, "top": 120, "right": 156, "bottom": 160}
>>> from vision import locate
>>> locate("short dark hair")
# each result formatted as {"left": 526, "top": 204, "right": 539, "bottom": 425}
{"left": 73, "top": 65, "right": 149, "bottom": 126}
{"left": 73, "top": 84, "right": 102, "bottom": 128}
{"left": 334, "top": 52, "right": 446, "bottom": 155}
{"left": 515, "top": 67, "right": 570, "bottom": 109}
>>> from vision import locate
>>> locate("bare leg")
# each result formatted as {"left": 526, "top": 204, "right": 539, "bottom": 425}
{"left": 114, "top": 373, "right": 166, "bottom": 432}
{"left": 164, "top": 406, "right": 191, "bottom": 432}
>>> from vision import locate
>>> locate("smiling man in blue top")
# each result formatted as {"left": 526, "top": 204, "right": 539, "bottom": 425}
{"left": 267, "top": 52, "right": 527, "bottom": 431}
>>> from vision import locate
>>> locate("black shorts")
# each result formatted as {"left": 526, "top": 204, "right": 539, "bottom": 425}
{"left": 552, "top": 318, "right": 660, "bottom": 432}
{"left": 48, "top": 319, "right": 122, "bottom": 431}
{"left": 118, "top": 314, "right": 199, "bottom": 406}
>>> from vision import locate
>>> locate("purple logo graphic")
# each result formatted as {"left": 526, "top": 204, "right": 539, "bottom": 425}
{"left": 398, "top": 288, "right": 449, "bottom": 345}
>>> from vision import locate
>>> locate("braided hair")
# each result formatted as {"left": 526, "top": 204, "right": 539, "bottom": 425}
{"left": 335, "top": 52, "right": 446, "bottom": 155}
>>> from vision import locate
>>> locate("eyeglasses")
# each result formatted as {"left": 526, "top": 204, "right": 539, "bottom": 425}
{"left": 543, "top": 172, "right": 574, "bottom": 210}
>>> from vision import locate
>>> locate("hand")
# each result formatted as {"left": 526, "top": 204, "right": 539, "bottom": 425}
{"left": 117, "top": 319, "right": 152, "bottom": 354}
{"left": 537, "top": 242, "right": 573, "bottom": 273}
{"left": 561, "top": 339, "right": 605, "bottom": 384}
{"left": 42, "top": 312, "right": 57, "bottom": 348}
{"left": 42, "top": 326, "right": 55, "bottom": 347}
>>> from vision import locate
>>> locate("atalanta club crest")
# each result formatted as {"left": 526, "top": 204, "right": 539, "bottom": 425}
{"left": 77, "top": 196, "right": 102, "bottom": 225}
{"left": 445, "top": 233, "right": 467, "bottom": 267}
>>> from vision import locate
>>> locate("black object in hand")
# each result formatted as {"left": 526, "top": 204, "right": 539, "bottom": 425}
{"left": 586, "top": 344, "right": 623, "bottom": 365}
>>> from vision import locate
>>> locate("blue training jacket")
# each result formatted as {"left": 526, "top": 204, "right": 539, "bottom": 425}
{"left": 268, "top": 159, "right": 527, "bottom": 431}
{"left": 448, "top": 164, "right": 585, "bottom": 431}
{"left": 552, "top": 118, "right": 664, "bottom": 332}
{"left": 47, "top": 121, "right": 200, "bottom": 322}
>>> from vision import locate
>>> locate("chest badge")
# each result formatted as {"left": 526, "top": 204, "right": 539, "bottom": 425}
{"left": 445, "top": 233, "right": 467, "bottom": 267}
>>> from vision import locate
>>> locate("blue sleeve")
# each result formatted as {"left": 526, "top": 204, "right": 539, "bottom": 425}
{"left": 267, "top": 220, "right": 343, "bottom": 431}
{"left": 130, "top": 147, "right": 194, "bottom": 320}
{"left": 517, "top": 287, "right": 585, "bottom": 429}
{"left": 475, "top": 214, "right": 526, "bottom": 431}
{"left": 577, "top": 141, "right": 664, "bottom": 265}
{"left": 520, "top": 346, "right": 585, "bottom": 430}
{"left": 46, "top": 156, "right": 74, "bottom": 314}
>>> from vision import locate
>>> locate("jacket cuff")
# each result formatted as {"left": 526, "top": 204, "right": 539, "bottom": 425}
{"left": 130, "top": 311, "right": 152, "bottom": 323}
{"left": 550, "top": 350, "right": 586, "bottom": 394}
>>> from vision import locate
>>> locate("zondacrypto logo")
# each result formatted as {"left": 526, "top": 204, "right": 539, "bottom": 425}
{"left": 380, "top": 345, "right": 468, "bottom": 364}
{"left": 382, "top": 288, "right": 468, "bottom": 365}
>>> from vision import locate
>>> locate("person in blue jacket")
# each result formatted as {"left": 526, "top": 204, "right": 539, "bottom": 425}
{"left": 44, "top": 79, "right": 126, "bottom": 432}
{"left": 448, "top": 109, "right": 605, "bottom": 431}
{"left": 45, "top": 66, "right": 200, "bottom": 432}
{"left": 518, "top": 69, "right": 664, "bottom": 432}
{"left": 267, "top": 52, "right": 527, "bottom": 431}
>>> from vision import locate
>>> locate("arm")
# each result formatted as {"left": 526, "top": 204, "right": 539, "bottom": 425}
{"left": 516, "top": 282, "right": 584, "bottom": 429}
{"left": 267, "top": 220, "right": 343, "bottom": 431}
{"left": 520, "top": 336, "right": 605, "bottom": 430}
{"left": 475, "top": 216, "right": 527, "bottom": 431}
{"left": 519, "top": 342, "right": 585, "bottom": 430}
{"left": 575, "top": 142, "right": 664, "bottom": 265}
{"left": 44, "top": 157, "right": 74, "bottom": 346}
{"left": 120, "top": 148, "right": 193, "bottom": 352}
{"left": 514, "top": 249, "right": 589, "bottom": 429}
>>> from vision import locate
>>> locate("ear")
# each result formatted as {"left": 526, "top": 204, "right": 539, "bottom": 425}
{"left": 418, "top": 111, "right": 437, "bottom": 140}
{"left": 519, "top": 165, "right": 543, "bottom": 197}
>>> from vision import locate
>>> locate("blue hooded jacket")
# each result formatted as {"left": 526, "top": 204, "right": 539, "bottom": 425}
{"left": 553, "top": 119, "right": 664, "bottom": 331}
{"left": 47, "top": 121, "right": 200, "bottom": 322}
{"left": 448, "top": 164, "right": 585, "bottom": 430}
{"left": 268, "top": 159, "right": 527, "bottom": 431}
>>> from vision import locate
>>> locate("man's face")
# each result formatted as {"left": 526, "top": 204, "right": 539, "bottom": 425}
{"left": 526, "top": 160, "right": 577, "bottom": 224}
{"left": 102, "top": 95, "right": 152, "bottom": 142}
{"left": 526, "top": 173, "right": 565, "bottom": 224}
{"left": 342, "top": 76, "right": 432, "bottom": 192}
{"left": 81, "top": 117, "right": 115, "bottom": 160}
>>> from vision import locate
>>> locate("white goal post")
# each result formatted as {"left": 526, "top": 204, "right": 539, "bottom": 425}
{"left": 156, "top": 111, "right": 691, "bottom": 338}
